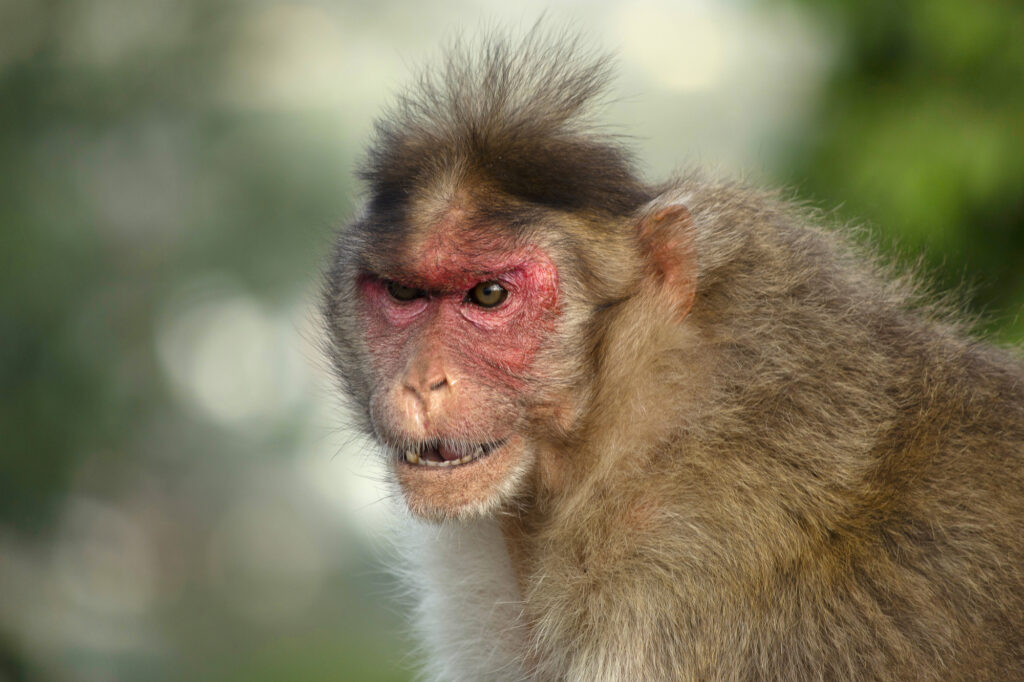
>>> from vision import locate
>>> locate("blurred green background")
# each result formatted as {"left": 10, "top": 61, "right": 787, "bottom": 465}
{"left": 1, "top": 0, "right": 1021, "bottom": 680}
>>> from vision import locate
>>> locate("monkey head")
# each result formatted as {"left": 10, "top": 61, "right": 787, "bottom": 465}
{"left": 324, "top": 181, "right": 697, "bottom": 520}
{"left": 322, "top": 39, "right": 699, "bottom": 521}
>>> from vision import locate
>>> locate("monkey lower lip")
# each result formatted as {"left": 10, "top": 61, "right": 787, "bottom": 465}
{"left": 403, "top": 441, "right": 502, "bottom": 467}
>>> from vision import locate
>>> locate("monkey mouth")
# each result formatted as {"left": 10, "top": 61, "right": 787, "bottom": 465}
{"left": 399, "top": 439, "right": 506, "bottom": 468}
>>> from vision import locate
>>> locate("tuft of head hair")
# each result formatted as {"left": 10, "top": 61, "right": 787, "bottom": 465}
{"left": 360, "top": 27, "right": 652, "bottom": 219}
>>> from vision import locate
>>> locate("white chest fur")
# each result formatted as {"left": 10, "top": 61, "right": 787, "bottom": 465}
{"left": 395, "top": 516, "right": 530, "bottom": 681}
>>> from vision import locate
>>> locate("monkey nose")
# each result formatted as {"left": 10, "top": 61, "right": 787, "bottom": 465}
{"left": 399, "top": 376, "right": 451, "bottom": 429}
{"left": 402, "top": 372, "right": 452, "bottom": 415}
{"left": 405, "top": 374, "right": 449, "bottom": 397}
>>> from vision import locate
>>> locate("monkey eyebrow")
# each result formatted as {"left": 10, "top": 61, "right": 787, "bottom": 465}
{"left": 366, "top": 271, "right": 424, "bottom": 288}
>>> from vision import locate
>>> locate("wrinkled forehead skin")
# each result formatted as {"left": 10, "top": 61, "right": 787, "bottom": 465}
{"left": 353, "top": 179, "right": 561, "bottom": 284}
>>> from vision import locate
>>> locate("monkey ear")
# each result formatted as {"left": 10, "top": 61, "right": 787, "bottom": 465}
{"left": 636, "top": 203, "right": 697, "bottom": 322}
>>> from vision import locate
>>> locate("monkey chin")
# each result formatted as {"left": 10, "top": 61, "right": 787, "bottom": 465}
{"left": 392, "top": 436, "right": 531, "bottom": 522}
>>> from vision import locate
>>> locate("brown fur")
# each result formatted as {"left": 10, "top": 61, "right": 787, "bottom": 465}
{"left": 323, "top": 29, "right": 1024, "bottom": 681}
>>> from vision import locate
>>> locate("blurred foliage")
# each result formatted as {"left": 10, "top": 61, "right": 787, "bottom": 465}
{"left": 773, "top": 0, "right": 1024, "bottom": 340}
{"left": 0, "top": 0, "right": 352, "bottom": 526}
{"left": 0, "top": 0, "right": 1021, "bottom": 680}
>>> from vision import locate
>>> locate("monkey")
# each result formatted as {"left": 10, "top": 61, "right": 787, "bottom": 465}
{"left": 322, "top": 29, "right": 1024, "bottom": 682}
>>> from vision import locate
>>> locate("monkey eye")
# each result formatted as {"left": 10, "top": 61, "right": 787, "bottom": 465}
{"left": 386, "top": 280, "right": 425, "bottom": 302}
{"left": 467, "top": 281, "right": 508, "bottom": 308}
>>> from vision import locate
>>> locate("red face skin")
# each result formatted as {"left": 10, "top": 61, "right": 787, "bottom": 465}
{"left": 356, "top": 226, "right": 560, "bottom": 519}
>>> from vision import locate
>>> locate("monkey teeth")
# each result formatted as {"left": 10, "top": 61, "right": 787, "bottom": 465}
{"left": 402, "top": 442, "right": 498, "bottom": 467}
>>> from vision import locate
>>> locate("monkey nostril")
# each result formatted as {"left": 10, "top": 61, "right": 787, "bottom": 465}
{"left": 428, "top": 377, "right": 448, "bottom": 392}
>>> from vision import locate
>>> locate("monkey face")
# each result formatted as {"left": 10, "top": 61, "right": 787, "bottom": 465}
{"left": 352, "top": 222, "right": 562, "bottom": 520}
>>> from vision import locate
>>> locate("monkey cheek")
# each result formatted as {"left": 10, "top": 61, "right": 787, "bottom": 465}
{"left": 393, "top": 436, "right": 532, "bottom": 521}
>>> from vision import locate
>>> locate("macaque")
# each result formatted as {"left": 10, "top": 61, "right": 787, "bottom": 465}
{"left": 322, "top": 31, "right": 1024, "bottom": 681}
